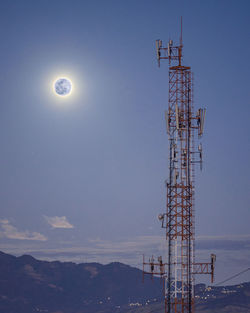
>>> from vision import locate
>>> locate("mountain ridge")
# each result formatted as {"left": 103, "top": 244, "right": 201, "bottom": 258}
{"left": 0, "top": 250, "right": 162, "bottom": 313}
{"left": 1, "top": 251, "right": 250, "bottom": 313}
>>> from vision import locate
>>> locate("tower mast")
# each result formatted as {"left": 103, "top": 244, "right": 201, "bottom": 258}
{"left": 143, "top": 19, "right": 216, "bottom": 313}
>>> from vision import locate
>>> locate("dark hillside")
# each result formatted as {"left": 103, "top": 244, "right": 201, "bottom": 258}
{"left": 0, "top": 251, "right": 162, "bottom": 313}
{"left": 1, "top": 251, "right": 250, "bottom": 313}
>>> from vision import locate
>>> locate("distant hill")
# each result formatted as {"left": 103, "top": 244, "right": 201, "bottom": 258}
{"left": 1, "top": 251, "right": 250, "bottom": 313}
{"left": 0, "top": 251, "right": 162, "bottom": 313}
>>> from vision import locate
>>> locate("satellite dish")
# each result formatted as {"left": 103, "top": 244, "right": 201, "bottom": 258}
{"left": 158, "top": 214, "right": 164, "bottom": 221}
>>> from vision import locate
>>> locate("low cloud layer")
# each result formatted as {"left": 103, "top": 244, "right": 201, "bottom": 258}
{"left": 0, "top": 219, "right": 47, "bottom": 241}
{"left": 1, "top": 234, "right": 250, "bottom": 285}
{"left": 44, "top": 216, "right": 74, "bottom": 229}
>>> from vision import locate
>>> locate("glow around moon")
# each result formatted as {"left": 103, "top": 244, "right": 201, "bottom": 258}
{"left": 53, "top": 77, "right": 73, "bottom": 97}
{"left": 47, "top": 70, "right": 84, "bottom": 108}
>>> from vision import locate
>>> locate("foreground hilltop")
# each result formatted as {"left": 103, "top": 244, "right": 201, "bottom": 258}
{"left": 0, "top": 251, "right": 250, "bottom": 313}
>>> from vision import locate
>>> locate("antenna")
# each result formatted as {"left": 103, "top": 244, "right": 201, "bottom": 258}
{"left": 156, "top": 40, "right": 161, "bottom": 67}
{"left": 180, "top": 16, "right": 183, "bottom": 47}
{"left": 201, "top": 108, "right": 206, "bottom": 134}
{"left": 155, "top": 19, "right": 184, "bottom": 67}
{"left": 165, "top": 111, "right": 170, "bottom": 135}
{"left": 197, "top": 108, "right": 206, "bottom": 137}
{"left": 175, "top": 103, "right": 179, "bottom": 130}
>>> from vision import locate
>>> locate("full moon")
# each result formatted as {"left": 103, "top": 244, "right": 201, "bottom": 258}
{"left": 54, "top": 78, "right": 72, "bottom": 96}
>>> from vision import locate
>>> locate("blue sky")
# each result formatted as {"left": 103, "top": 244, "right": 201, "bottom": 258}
{"left": 0, "top": 0, "right": 249, "bottom": 285}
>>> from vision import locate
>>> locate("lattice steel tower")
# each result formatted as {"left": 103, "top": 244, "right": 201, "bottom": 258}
{"left": 143, "top": 20, "right": 216, "bottom": 313}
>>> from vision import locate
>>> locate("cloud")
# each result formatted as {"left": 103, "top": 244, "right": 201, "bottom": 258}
{"left": 44, "top": 216, "right": 74, "bottom": 229}
{"left": 195, "top": 234, "right": 250, "bottom": 251}
{"left": 0, "top": 219, "right": 47, "bottom": 241}
{"left": 2, "top": 233, "right": 250, "bottom": 285}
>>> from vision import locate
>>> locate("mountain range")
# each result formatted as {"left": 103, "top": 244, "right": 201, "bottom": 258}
{"left": 0, "top": 251, "right": 250, "bottom": 313}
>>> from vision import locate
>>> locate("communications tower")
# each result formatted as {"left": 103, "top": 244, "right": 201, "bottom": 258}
{"left": 143, "top": 20, "right": 216, "bottom": 313}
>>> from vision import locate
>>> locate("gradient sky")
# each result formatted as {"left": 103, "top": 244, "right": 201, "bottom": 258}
{"left": 0, "top": 0, "right": 249, "bottom": 285}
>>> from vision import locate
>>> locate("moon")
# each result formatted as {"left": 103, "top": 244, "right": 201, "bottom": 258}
{"left": 54, "top": 78, "right": 72, "bottom": 96}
